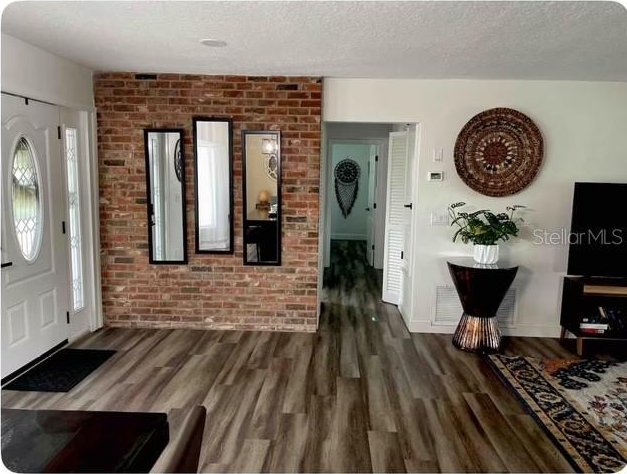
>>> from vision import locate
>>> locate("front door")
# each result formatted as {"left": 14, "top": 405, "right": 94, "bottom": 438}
{"left": 1, "top": 94, "right": 69, "bottom": 378}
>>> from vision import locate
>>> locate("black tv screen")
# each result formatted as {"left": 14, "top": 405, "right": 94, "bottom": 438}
{"left": 567, "top": 182, "right": 627, "bottom": 278}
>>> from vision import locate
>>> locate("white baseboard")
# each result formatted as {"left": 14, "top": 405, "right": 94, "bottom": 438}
{"left": 331, "top": 233, "right": 367, "bottom": 241}
{"left": 406, "top": 320, "right": 562, "bottom": 338}
{"left": 501, "top": 324, "right": 562, "bottom": 338}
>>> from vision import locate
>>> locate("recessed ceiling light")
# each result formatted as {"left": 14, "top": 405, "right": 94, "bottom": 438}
{"left": 200, "top": 38, "right": 227, "bottom": 48}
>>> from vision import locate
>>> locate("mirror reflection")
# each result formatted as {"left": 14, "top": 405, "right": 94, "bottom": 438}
{"left": 144, "top": 129, "right": 187, "bottom": 264}
{"left": 242, "top": 131, "right": 281, "bottom": 265}
{"left": 193, "top": 118, "right": 233, "bottom": 253}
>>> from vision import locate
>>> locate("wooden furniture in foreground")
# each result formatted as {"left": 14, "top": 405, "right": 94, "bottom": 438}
{"left": 150, "top": 405, "right": 206, "bottom": 473}
{"left": 447, "top": 258, "right": 518, "bottom": 353}
{"left": 1, "top": 409, "right": 169, "bottom": 472}
{"left": 560, "top": 276, "right": 627, "bottom": 356}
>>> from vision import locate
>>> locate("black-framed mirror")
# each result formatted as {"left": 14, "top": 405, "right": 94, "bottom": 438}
{"left": 242, "top": 130, "right": 281, "bottom": 266}
{"left": 144, "top": 129, "right": 187, "bottom": 264}
{"left": 193, "top": 117, "right": 234, "bottom": 253}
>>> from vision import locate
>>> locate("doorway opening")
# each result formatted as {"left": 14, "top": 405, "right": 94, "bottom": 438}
{"left": 320, "top": 122, "right": 419, "bottom": 323}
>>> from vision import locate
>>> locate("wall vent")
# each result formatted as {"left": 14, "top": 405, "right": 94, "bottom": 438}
{"left": 135, "top": 73, "right": 157, "bottom": 80}
{"left": 433, "top": 285, "right": 517, "bottom": 327}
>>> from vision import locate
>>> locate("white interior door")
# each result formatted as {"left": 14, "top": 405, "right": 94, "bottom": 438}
{"left": 398, "top": 126, "right": 417, "bottom": 320}
{"left": 365, "top": 145, "right": 377, "bottom": 266}
{"left": 1, "top": 94, "right": 69, "bottom": 378}
{"left": 382, "top": 131, "right": 409, "bottom": 305}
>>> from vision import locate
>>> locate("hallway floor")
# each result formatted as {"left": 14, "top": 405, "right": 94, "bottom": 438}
{"left": 2, "top": 240, "right": 574, "bottom": 472}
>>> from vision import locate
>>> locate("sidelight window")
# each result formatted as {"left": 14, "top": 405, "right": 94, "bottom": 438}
{"left": 65, "top": 128, "right": 85, "bottom": 311}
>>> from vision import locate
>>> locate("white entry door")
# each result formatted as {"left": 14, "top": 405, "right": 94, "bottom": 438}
{"left": 1, "top": 94, "right": 70, "bottom": 378}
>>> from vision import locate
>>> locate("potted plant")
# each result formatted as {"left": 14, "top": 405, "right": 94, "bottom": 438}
{"left": 448, "top": 202, "right": 525, "bottom": 264}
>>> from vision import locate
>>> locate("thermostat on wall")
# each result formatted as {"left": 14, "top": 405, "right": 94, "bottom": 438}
{"left": 428, "top": 171, "right": 444, "bottom": 181}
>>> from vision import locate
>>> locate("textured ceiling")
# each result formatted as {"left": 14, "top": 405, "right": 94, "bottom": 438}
{"left": 2, "top": 1, "right": 626, "bottom": 81}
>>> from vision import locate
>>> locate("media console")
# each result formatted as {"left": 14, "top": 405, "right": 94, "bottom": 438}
{"left": 560, "top": 276, "right": 627, "bottom": 356}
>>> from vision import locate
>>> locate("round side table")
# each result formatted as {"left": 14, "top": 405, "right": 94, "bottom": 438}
{"left": 447, "top": 258, "right": 518, "bottom": 353}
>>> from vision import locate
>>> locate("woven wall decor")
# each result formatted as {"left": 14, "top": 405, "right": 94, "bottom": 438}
{"left": 334, "top": 158, "right": 360, "bottom": 218}
{"left": 454, "top": 108, "right": 543, "bottom": 197}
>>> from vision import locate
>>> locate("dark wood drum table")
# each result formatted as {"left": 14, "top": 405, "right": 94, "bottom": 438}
{"left": 447, "top": 258, "right": 518, "bottom": 353}
{"left": 1, "top": 408, "right": 169, "bottom": 472}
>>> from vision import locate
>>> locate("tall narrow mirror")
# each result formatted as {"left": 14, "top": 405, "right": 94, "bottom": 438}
{"left": 193, "top": 118, "right": 233, "bottom": 253}
{"left": 144, "top": 129, "right": 187, "bottom": 264}
{"left": 242, "top": 130, "right": 281, "bottom": 266}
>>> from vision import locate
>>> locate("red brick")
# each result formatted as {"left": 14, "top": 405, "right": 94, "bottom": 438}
{"left": 94, "top": 72, "right": 322, "bottom": 332}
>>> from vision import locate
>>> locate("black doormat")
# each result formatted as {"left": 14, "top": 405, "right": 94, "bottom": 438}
{"left": 3, "top": 349, "right": 116, "bottom": 392}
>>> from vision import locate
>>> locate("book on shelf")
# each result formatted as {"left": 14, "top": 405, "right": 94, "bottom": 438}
{"left": 578, "top": 306, "right": 626, "bottom": 335}
{"left": 580, "top": 327, "right": 606, "bottom": 335}
{"left": 579, "top": 323, "right": 609, "bottom": 330}
{"left": 581, "top": 306, "right": 609, "bottom": 324}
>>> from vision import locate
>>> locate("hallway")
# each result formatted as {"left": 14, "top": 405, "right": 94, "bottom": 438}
{"left": 323, "top": 240, "right": 382, "bottom": 309}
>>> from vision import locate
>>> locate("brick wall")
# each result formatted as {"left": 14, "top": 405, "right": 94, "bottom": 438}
{"left": 94, "top": 73, "right": 321, "bottom": 332}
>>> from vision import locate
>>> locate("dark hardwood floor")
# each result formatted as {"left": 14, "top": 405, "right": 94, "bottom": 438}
{"left": 2, "top": 240, "right": 576, "bottom": 472}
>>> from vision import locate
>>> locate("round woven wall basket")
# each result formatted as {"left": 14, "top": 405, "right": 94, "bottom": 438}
{"left": 454, "top": 108, "right": 544, "bottom": 197}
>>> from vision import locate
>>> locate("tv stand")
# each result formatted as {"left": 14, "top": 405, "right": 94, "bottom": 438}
{"left": 560, "top": 276, "right": 627, "bottom": 356}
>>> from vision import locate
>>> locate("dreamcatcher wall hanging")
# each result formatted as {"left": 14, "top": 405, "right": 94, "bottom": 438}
{"left": 173, "top": 139, "right": 183, "bottom": 183}
{"left": 334, "top": 159, "right": 360, "bottom": 218}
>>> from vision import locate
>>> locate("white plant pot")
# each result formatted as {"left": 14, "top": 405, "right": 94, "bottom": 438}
{"left": 473, "top": 244, "right": 499, "bottom": 264}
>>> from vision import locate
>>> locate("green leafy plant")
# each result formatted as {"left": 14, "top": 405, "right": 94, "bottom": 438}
{"left": 448, "top": 202, "right": 525, "bottom": 245}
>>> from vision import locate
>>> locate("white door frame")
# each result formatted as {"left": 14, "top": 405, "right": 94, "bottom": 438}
{"left": 316, "top": 122, "right": 420, "bottom": 331}
{"left": 71, "top": 109, "right": 103, "bottom": 334}
{"left": 323, "top": 138, "right": 386, "bottom": 268}
{"left": 59, "top": 108, "right": 104, "bottom": 338}
{"left": 86, "top": 110, "right": 104, "bottom": 332}
{"left": 366, "top": 145, "right": 377, "bottom": 266}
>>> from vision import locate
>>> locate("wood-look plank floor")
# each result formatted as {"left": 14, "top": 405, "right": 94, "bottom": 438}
{"left": 2, "top": 240, "right": 576, "bottom": 472}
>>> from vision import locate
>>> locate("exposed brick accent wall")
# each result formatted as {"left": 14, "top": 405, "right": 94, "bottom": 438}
{"left": 94, "top": 73, "right": 321, "bottom": 332}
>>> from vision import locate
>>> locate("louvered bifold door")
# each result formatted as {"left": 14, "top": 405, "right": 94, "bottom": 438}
{"left": 382, "top": 131, "right": 409, "bottom": 304}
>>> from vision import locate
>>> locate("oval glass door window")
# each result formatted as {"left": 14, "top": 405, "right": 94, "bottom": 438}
{"left": 11, "top": 137, "right": 42, "bottom": 261}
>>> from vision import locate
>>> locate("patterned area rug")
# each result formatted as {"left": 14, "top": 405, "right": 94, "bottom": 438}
{"left": 488, "top": 355, "right": 627, "bottom": 473}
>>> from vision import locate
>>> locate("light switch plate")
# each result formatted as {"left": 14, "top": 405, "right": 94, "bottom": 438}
{"left": 431, "top": 211, "right": 450, "bottom": 226}
{"left": 433, "top": 148, "right": 444, "bottom": 163}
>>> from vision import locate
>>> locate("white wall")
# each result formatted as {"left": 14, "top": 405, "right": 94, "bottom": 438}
{"left": 326, "top": 122, "right": 393, "bottom": 142}
{"left": 1, "top": 34, "right": 94, "bottom": 110}
{"left": 324, "top": 78, "right": 627, "bottom": 337}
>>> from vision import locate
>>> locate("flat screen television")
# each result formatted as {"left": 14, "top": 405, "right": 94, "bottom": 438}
{"left": 567, "top": 182, "right": 627, "bottom": 278}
